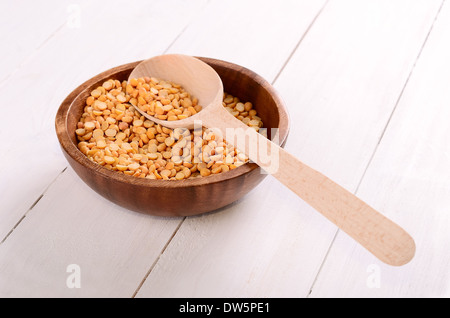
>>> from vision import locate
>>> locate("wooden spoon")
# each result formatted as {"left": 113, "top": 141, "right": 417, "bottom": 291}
{"left": 128, "top": 54, "right": 415, "bottom": 266}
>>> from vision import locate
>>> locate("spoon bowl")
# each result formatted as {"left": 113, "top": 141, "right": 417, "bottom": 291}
{"left": 128, "top": 54, "right": 224, "bottom": 130}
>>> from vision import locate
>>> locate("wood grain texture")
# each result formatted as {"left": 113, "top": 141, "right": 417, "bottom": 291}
{"left": 270, "top": 148, "right": 415, "bottom": 266}
{"left": 0, "top": 0, "right": 91, "bottom": 84}
{"left": 0, "top": 168, "right": 182, "bottom": 297}
{"left": 167, "top": 0, "right": 328, "bottom": 81}
{"left": 1, "top": 0, "right": 321, "bottom": 298}
{"left": 1, "top": 0, "right": 447, "bottom": 298}
{"left": 0, "top": 0, "right": 209, "bottom": 240}
{"left": 136, "top": 0, "right": 443, "bottom": 297}
{"left": 128, "top": 50, "right": 417, "bottom": 266}
{"left": 310, "top": 0, "right": 450, "bottom": 297}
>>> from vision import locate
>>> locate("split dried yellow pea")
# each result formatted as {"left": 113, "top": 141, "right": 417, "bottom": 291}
{"left": 133, "top": 119, "right": 143, "bottom": 127}
{"left": 199, "top": 168, "right": 211, "bottom": 177}
{"left": 96, "top": 139, "right": 107, "bottom": 149}
{"left": 211, "top": 166, "right": 222, "bottom": 174}
{"left": 235, "top": 103, "right": 245, "bottom": 112}
{"left": 103, "top": 81, "right": 114, "bottom": 90}
{"left": 105, "top": 128, "right": 117, "bottom": 137}
{"left": 160, "top": 169, "right": 171, "bottom": 179}
{"left": 175, "top": 172, "right": 185, "bottom": 180}
{"left": 95, "top": 100, "right": 107, "bottom": 111}
{"left": 223, "top": 95, "right": 234, "bottom": 104}
{"left": 165, "top": 137, "right": 175, "bottom": 147}
{"left": 128, "top": 162, "right": 140, "bottom": 171}
{"left": 104, "top": 156, "right": 116, "bottom": 165}
{"left": 92, "top": 129, "right": 104, "bottom": 139}
{"left": 84, "top": 121, "right": 96, "bottom": 130}
{"left": 91, "top": 89, "right": 101, "bottom": 98}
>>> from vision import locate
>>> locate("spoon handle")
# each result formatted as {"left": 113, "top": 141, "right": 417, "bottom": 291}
{"left": 272, "top": 148, "right": 415, "bottom": 266}
{"left": 206, "top": 109, "right": 415, "bottom": 266}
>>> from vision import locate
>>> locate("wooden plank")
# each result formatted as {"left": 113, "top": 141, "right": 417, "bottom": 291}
{"left": 0, "top": 0, "right": 91, "bottom": 84}
{"left": 0, "top": 0, "right": 210, "bottom": 297}
{"left": 0, "top": 0, "right": 328, "bottom": 297}
{"left": 167, "top": 0, "right": 328, "bottom": 82}
{"left": 309, "top": 0, "right": 449, "bottom": 298}
{"left": 135, "top": 0, "right": 443, "bottom": 297}
{"left": 0, "top": 168, "right": 182, "bottom": 297}
{"left": 0, "top": 0, "right": 208, "bottom": 240}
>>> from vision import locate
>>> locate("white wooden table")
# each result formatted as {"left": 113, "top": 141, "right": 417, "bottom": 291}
{"left": 1, "top": 0, "right": 449, "bottom": 298}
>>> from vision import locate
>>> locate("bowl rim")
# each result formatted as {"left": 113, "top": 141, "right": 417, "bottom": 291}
{"left": 55, "top": 57, "right": 290, "bottom": 189}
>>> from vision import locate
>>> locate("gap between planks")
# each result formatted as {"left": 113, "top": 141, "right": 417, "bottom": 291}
{"left": 0, "top": 23, "right": 65, "bottom": 90}
{"left": 9, "top": 0, "right": 435, "bottom": 296}
{"left": 0, "top": 0, "right": 211, "bottom": 295}
{"left": 3, "top": 0, "right": 344, "bottom": 296}
{"left": 305, "top": 0, "right": 446, "bottom": 297}
{"left": 131, "top": 218, "right": 185, "bottom": 297}
{"left": 0, "top": 167, "right": 67, "bottom": 245}
{"left": 130, "top": 0, "right": 331, "bottom": 297}
{"left": 271, "top": 0, "right": 330, "bottom": 85}
{"left": 54, "top": 1, "right": 444, "bottom": 297}
{"left": 0, "top": 0, "right": 211, "bottom": 268}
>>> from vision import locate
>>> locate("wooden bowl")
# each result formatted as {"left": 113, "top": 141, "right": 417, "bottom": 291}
{"left": 55, "top": 57, "right": 290, "bottom": 216}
